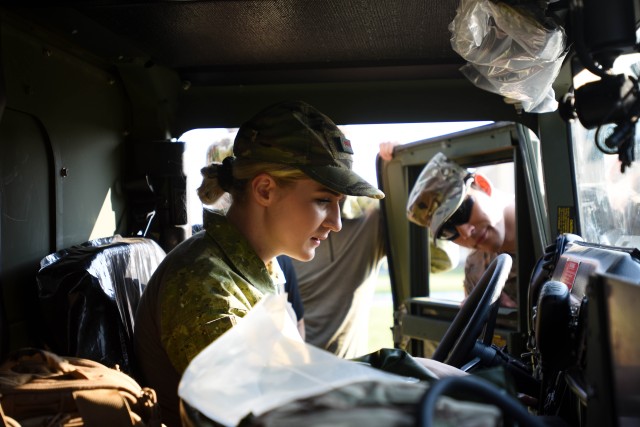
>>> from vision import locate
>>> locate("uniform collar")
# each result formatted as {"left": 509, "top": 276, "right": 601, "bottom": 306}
{"left": 203, "top": 209, "right": 277, "bottom": 294}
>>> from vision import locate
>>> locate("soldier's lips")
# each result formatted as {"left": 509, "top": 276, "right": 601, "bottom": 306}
{"left": 475, "top": 229, "right": 488, "bottom": 248}
{"left": 310, "top": 235, "right": 328, "bottom": 246}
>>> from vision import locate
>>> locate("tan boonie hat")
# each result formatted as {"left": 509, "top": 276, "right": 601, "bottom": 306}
{"left": 406, "top": 152, "right": 472, "bottom": 242}
{"left": 233, "top": 101, "right": 384, "bottom": 199}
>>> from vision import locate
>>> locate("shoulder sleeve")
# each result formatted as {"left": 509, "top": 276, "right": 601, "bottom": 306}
{"left": 159, "top": 257, "right": 264, "bottom": 373}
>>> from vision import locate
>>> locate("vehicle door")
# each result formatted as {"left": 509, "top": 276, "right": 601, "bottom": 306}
{"left": 379, "top": 122, "right": 550, "bottom": 358}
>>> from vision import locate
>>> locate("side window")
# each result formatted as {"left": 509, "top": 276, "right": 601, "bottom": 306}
{"left": 179, "top": 123, "right": 490, "bottom": 228}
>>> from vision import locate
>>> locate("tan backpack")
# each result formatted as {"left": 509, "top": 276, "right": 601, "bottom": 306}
{"left": 0, "top": 348, "right": 162, "bottom": 427}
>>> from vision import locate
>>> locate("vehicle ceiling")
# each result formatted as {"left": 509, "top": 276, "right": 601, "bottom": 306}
{"left": 2, "top": 0, "right": 565, "bottom": 130}
{"left": 7, "top": 1, "right": 466, "bottom": 84}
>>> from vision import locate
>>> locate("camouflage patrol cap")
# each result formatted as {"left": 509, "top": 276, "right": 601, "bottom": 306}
{"left": 406, "top": 152, "right": 473, "bottom": 242}
{"left": 233, "top": 101, "right": 384, "bottom": 199}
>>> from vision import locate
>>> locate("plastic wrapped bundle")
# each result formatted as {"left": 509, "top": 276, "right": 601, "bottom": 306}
{"left": 36, "top": 235, "right": 166, "bottom": 374}
{"left": 449, "top": 0, "right": 568, "bottom": 113}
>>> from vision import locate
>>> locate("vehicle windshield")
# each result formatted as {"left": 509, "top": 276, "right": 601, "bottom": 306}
{"left": 570, "top": 54, "right": 640, "bottom": 248}
{"left": 571, "top": 122, "right": 640, "bottom": 247}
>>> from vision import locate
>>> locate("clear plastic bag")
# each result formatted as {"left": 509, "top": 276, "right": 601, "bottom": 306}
{"left": 178, "top": 294, "right": 410, "bottom": 426}
{"left": 449, "top": 0, "right": 568, "bottom": 113}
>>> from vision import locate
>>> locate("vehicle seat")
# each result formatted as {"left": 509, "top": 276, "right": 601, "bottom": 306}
{"left": 36, "top": 235, "right": 166, "bottom": 376}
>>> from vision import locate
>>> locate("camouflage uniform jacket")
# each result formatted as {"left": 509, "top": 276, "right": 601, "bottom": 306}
{"left": 168, "top": 210, "right": 277, "bottom": 372}
{"left": 134, "top": 210, "right": 278, "bottom": 426}
{"left": 137, "top": 210, "right": 277, "bottom": 368}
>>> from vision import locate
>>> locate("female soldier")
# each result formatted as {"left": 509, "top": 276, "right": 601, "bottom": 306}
{"left": 133, "top": 100, "right": 384, "bottom": 426}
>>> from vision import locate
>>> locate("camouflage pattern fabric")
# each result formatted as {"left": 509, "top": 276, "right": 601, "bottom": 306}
{"left": 406, "top": 152, "right": 471, "bottom": 242}
{"left": 206, "top": 138, "right": 233, "bottom": 165}
{"left": 233, "top": 100, "right": 384, "bottom": 199}
{"left": 464, "top": 250, "right": 518, "bottom": 304}
{"left": 340, "top": 195, "right": 378, "bottom": 220}
{"left": 160, "top": 210, "right": 277, "bottom": 373}
{"left": 430, "top": 238, "right": 459, "bottom": 274}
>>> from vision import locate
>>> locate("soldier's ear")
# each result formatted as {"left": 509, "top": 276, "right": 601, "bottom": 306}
{"left": 473, "top": 173, "right": 492, "bottom": 196}
{"left": 251, "top": 173, "right": 277, "bottom": 207}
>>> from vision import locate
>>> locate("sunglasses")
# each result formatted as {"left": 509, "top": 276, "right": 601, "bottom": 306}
{"left": 437, "top": 196, "right": 475, "bottom": 240}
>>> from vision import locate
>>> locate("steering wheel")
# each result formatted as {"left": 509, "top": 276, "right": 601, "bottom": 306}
{"left": 431, "top": 253, "right": 512, "bottom": 368}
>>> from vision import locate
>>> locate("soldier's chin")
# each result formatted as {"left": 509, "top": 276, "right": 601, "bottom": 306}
{"left": 293, "top": 248, "right": 315, "bottom": 262}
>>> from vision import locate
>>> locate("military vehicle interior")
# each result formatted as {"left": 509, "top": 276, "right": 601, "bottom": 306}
{"left": 1, "top": 1, "right": 640, "bottom": 426}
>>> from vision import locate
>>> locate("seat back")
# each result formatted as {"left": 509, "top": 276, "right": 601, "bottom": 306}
{"left": 36, "top": 236, "right": 166, "bottom": 375}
